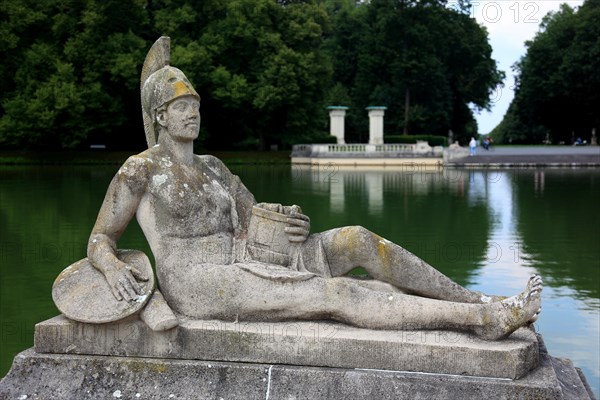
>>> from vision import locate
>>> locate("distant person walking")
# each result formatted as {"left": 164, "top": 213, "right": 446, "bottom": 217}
{"left": 469, "top": 137, "right": 477, "bottom": 156}
{"left": 482, "top": 137, "right": 491, "bottom": 150}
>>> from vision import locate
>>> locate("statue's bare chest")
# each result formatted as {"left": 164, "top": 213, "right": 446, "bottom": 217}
{"left": 146, "top": 160, "right": 232, "bottom": 230}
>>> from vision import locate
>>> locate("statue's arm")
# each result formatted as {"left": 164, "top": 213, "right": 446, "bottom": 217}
{"left": 231, "top": 174, "right": 257, "bottom": 236}
{"left": 87, "top": 157, "right": 149, "bottom": 301}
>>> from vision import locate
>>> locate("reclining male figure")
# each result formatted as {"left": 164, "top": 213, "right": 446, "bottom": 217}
{"left": 88, "top": 40, "right": 542, "bottom": 340}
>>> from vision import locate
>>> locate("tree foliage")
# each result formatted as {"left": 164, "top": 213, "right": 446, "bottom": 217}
{"left": 0, "top": 0, "right": 149, "bottom": 149}
{"left": 324, "top": 0, "right": 503, "bottom": 144}
{"left": 156, "top": 0, "right": 332, "bottom": 149}
{"left": 0, "top": 0, "right": 502, "bottom": 150}
{"left": 493, "top": 0, "right": 600, "bottom": 144}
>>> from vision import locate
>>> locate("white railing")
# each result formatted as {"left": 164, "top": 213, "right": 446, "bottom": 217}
{"left": 374, "top": 144, "right": 415, "bottom": 153}
{"left": 327, "top": 144, "right": 368, "bottom": 153}
{"left": 291, "top": 143, "right": 444, "bottom": 158}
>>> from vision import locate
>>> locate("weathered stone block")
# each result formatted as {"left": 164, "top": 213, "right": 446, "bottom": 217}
{"left": 2, "top": 346, "right": 589, "bottom": 400}
{"left": 34, "top": 315, "right": 539, "bottom": 380}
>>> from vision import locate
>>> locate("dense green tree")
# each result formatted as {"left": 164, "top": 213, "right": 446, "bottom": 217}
{"left": 0, "top": 0, "right": 150, "bottom": 149}
{"left": 494, "top": 0, "right": 600, "bottom": 144}
{"left": 324, "top": 0, "right": 503, "bottom": 144}
{"left": 149, "top": 0, "right": 332, "bottom": 150}
{"left": 1, "top": 0, "right": 502, "bottom": 150}
{"left": 320, "top": 0, "right": 366, "bottom": 140}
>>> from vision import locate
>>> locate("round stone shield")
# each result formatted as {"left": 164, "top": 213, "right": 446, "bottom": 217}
{"left": 52, "top": 249, "right": 155, "bottom": 323}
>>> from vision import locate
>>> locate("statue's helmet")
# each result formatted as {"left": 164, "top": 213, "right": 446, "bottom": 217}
{"left": 141, "top": 66, "right": 200, "bottom": 146}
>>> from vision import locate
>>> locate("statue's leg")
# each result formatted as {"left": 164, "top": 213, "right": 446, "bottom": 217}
{"left": 320, "top": 226, "right": 511, "bottom": 304}
{"left": 159, "top": 262, "right": 540, "bottom": 339}
{"left": 256, "top": 274, "right": 542, "bottom": 340}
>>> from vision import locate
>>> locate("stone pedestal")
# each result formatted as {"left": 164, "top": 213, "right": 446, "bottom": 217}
{"left": 34, "top": 315, "right": 538, "bottom": 379}
{"left": 327, "top": 106, "right": 349, "bottom": 144}
{"left": 367, "top": 106, "right": 387, "bottom": 145}
{"left": 0, "top": 315, "right": 595, "bottom": 399}
{"left": 1, "top": 343, "right": 594, "bottom": 399}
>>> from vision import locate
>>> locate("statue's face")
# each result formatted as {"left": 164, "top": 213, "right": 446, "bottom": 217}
{"left": 160, "top": 95, "right": 201, "bottom": 142}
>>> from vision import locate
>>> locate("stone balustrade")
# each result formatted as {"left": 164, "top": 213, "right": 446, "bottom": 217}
{"left": 291, "top": 142, "right": 442, "bottom": 159}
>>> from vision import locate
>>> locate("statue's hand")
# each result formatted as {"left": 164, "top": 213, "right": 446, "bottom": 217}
{"left": 284, "top": 206, "right": 310, "bottom": 244}
{"left": 103, "top": 262, "right": 149, "bottom": 302}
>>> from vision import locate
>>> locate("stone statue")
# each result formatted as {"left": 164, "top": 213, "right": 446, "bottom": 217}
{"left": 54, "top": 37, "right": 542, "bottom": 340}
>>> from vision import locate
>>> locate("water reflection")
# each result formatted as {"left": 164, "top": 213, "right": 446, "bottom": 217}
{"left": 468, "top": 170, "right": 538, "bottom": 296}
{"left": 326, "top": 172, "right": 384, "bottom": 215}
{"left": 329, "top": 174, "right": 345, "bottom": 213}
{"left": 534, "top": 170, "right": 546, "bottom": 195}
{"left": 513, "top": 169, "right": 600, "bottom": 300}
{"left": 512, "top": 169, "right": 600, "bottom": 393}
{"left": 292, "top": 164, "right": 494, "bottom": 214}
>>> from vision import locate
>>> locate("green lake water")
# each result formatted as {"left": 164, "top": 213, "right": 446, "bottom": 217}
{"left": 0, "top": 164, "right": 598, "bottom": 396}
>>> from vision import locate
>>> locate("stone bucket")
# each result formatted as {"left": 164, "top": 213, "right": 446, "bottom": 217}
{"left": 246, "top": 204, "right": 299, "bottom": 266}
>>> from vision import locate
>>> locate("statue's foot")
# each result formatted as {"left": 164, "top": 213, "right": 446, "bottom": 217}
{"left": 478, "top": 275, "right": 542, "bottom": 323}
{"left": 522, "top": 275, "right": 543, "bottom": 323}
{"left": 477, "top": 275, "right": 542, "bottom": 303}
{"left": 473, "top": 275, "right": 543, "bottom": 340}
{"left": 523, "top": 275, "right": 544, "bottom": 323}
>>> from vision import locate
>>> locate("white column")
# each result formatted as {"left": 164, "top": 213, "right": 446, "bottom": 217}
{"left": 367, "top": 106, "right": 387, "bottom": 145}
{"left": 327, "top": 106, "right": 349, "bottom": 144}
